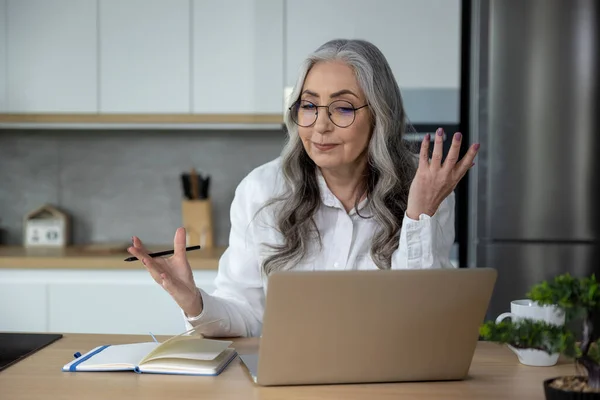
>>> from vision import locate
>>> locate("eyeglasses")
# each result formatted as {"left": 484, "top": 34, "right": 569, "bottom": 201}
{"left": 289, "top": 100, "right": 369, "bottom": 128}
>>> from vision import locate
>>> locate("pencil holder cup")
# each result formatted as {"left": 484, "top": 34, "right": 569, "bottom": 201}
{"left": 181, "top": 199, "right": 214, "bottom": 248}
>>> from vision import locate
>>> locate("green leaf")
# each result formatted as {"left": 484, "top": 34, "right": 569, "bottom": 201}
{"left": 526, "top": 273, "right": 600, "bottom": 322}
{"left": 479, "top": 319, "right": 572, "bottom": 355}
{"left": 588, "top": 341, "right": 600, "bottom": 364}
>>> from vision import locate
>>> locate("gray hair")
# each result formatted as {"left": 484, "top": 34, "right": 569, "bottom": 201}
{"left": 259, "top": 38, "right": 417, "bottom": 275}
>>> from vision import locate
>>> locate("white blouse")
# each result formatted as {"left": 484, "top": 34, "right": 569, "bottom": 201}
{"left": 184, "top": 157, "right": 456, "bottom": 337}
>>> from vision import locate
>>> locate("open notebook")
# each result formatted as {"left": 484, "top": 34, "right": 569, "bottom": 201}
{"left": 62, "top": 326, "right": 237, "bottom": 376}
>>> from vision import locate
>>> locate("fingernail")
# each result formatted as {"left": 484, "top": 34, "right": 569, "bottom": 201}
{"left": 471, "top": 162, "right": 475, "bottom": 167}
{"left": 424, "top": 133, "right": 430, "bottom": 141}
{"left": 437, "top": 128, "right": 443, "bottom": 136}
{"left": 474, "top": 143, "right": 480, "bottom": 150}
{"left": 455, "top": 132, "right": 462, "bottom": 140}
{"left": 141, "top": 259, "right": 146, "bottom": 266}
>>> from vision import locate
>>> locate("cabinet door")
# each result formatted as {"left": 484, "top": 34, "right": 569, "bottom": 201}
{"left": 192, "top": 0, "right": 283, "bottom": 114}
{"left": 7, "top": 0, "right": 97, "bottom": 112}
{"left": 47, "top": 270, "right": 217, "bottom": 335}
{"left": 99, "top": 0, "right": 190, "bottom": 113}
{"left": 0, "top": 0, "right": 7, "bottom": 112}
{"left": 0, "top": 283, "right": 47, "bottom": 332}
{"left": 48, "top": 283, "right": 188, "bottom": 335}
{"left": 285, "top": 0, "right": 461, "bottom": 123}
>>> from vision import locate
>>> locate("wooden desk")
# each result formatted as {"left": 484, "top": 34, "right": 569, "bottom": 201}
{"left": 0, "top": 334, "right": 577, "bottom": 400}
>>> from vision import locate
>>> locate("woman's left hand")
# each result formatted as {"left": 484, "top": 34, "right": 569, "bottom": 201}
{"left": 405, "top": 128, "right": 479, "bottom": 220}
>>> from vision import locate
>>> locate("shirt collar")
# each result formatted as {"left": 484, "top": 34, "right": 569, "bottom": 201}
{"left": 315, "top": 167, "right": 370, "bottom": 215}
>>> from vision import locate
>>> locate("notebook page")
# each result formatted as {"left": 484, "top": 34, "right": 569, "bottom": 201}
{"left": 138, "top": 348, "right": 237, "bottom": 375}
{"left": 141, "top": 337, "right": 232, "bottom": 363}
{"left": 72, "top": 342, "right": 159, "bottom": 370}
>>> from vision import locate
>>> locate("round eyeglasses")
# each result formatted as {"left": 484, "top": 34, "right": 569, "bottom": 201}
{"left": 289, "top": 100, "right": 369, "bottom": 128}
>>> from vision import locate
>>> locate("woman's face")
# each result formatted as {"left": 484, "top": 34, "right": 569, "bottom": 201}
{"left": 296, "top": 60, "right": 373, "bottom": 172}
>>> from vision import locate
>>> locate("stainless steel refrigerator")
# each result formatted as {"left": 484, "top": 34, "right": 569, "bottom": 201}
{"left": 467, "top": 0, "right": 600, "bottom": 320}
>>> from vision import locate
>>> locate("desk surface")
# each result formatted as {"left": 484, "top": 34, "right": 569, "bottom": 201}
{"left": 0, "top": 333, "right": 577, "bottom": 400}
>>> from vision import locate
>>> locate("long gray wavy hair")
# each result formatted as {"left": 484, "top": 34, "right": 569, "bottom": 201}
{"left": 260, "top": 38, "right": 418, "bottom": 275}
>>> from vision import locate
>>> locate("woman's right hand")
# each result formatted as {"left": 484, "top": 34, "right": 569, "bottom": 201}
{"left": 127, "top": 227, "right": 203, "bottom": 317}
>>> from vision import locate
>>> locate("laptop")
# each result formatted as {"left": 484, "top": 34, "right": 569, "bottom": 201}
{"left": 239, "top": 267, "right": 497, "bottom": 386}
{"left": 0, "top": 333, "right": 63, "bottom": 371}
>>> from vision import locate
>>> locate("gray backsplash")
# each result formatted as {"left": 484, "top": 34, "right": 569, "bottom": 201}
{"left": 0, "top": 88, "right": 460, "bottom": 247}
{"left": 0, "top": 129, "right": 285, "bottom": 246}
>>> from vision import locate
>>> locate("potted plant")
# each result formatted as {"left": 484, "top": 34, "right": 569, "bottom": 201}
{"left": 480, "top": 273, "right": 600, "bottom": 399}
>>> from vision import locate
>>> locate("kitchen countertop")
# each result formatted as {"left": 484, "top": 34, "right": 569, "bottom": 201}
{"left": 0, "top": 245, "right": 225, "bottom": 270}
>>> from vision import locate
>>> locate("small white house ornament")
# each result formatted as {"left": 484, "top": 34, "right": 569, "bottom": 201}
{"left": 23, "top": 204, "right": 70, "bottom": 248}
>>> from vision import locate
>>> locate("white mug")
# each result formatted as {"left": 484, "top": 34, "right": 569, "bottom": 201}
{"left": 495, "top": 299, "right": 565, "bottom": 367}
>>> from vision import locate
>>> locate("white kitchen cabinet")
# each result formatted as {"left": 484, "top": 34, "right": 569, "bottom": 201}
{"left": 0, "top": 0, "right": 7, "bottom": 112}
{"left": 285, "top": 0, "right": 461, "bottom": 89}
{"left": 192, "top": 0, "right": 284, "bottom": 114}
{"left": 6, "top": 0, "right": 97, "bottom": 112}
{"left": 0, "top": 269, "right": 217, "bottom": 335}
{"left": 48, "top": 283, "right": 189, "bottom": 335}
{"left": 285, "top": 0, "right": 461, "bottom": 122}
{"left": 0, "top": 283, "right": 47, "bottom": 332}
{"left": 99, "top": 0, "right": 191, "bottom": 113}
{"left": 2, "top": 0, "right": 285, "bottom": 118}
{"left": 47, "top": 271, "right": 217, "bottom": 335}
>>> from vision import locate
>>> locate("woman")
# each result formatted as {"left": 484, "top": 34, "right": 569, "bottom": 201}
{"left": 127, "top": 39, "right": 479, "bottom": 338}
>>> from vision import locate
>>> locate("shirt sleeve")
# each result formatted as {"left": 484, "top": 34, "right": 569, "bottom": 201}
{"left": 183, "top": 175, "right": 265, "bottom": 338}
{"left": 392, "top": 191, "right": 456, "bottom": 269}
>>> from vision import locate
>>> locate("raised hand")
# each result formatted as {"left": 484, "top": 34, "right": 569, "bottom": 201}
{"left": 406, "top": 128, "right": 479, "bottom": 219}
{"left": 127, "top": 227, "right": 203, "bottom": 317}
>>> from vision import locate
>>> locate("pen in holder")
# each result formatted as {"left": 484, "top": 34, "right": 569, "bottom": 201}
{"left": 180, "top": 168, "right": 213, "bottom": 248}
{"left": 181, "top": 199, "right": 214, "bottom": 248}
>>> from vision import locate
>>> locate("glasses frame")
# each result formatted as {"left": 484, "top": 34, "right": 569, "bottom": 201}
{"left": 289, "top": 99, "right": 369, "bottom": 128}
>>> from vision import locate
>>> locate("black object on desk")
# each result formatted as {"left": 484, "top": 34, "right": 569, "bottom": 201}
{"left": 0, "top": 332, "right": 63, "bottom": 371}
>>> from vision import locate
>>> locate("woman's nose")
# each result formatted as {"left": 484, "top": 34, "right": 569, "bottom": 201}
{"left": 314, "top": 108, "right": 333, "bottom": 133}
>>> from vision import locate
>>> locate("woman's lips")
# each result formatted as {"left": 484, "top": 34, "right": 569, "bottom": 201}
{"left": 313, "top": 143, "right": 339, "bottom": 151}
